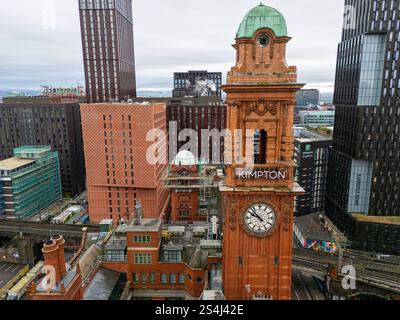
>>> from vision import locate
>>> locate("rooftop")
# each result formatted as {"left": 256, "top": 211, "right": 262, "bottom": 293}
{"left": 295, "top": 127, "right": 333, "bottom": 142}
{"left": 294, "top": 213, "right": 334, "bottom": 242}
{"left": 0, "top": 158, "right": 35, "bottom": 171}
{"left": 34, "top": 267, "right": 78, "bottom": 293}
{"left": 237, "top": 3, "right": 288, "bottom": 38}
{"left": 83, "top": 268, "right": 121, "bottom": 300}
{"left": 352, "top": 214, "right": 400, "bottom": 226}
{"left": 82, "top": 102, "right": 166, "bottom": 107}
{"left": 125, "top": 218, "right": 163, "bottom": 232}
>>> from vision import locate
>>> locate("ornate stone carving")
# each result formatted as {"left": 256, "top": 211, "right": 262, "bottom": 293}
{"left": 246, "top": 100, "right": 277, "bottom": 116}
{"left": 228, "top": 101, "right": 243, "bottom": 108}
{"left": 229, "top": 198, "right": 239, "bottom": 231}
{"left": 282, "top": 198, "right": 292, "bottom": 232}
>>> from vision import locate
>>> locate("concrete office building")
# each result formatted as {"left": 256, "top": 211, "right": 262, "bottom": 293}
{"left": 298, "top": 110, "right": 335, "bottom": 127}
{"left": 294, "top": 128, "right": 332, "bottom": 216}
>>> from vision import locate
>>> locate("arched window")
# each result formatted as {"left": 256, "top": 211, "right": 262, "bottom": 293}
{"left": 254, "top": 129, "right": 267, "bottom": 164}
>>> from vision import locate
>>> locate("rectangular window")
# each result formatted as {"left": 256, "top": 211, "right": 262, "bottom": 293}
{"left": 179, "top": 210, "right": 190, "bottom": 218}
{"left": 134, "top": 253, "right": 152, "bottom": 265}
{"left": 162, "top": 250, "right": 182, "bottom": 262}
{"left": 179, "top": 273, "right": 185, "bottom": 284}
{"left": 132, "top": 273, "right": 139, "bottom": 283}
{"left": 150, "top": 273, "right": 156, "bottom": 284}
{"left": 357, "top": 34, "right": 386, "bottom": 106}
{"left": 170, "top": 273, "right": 176, "bottom": 284}
{"left": 161, "top": 273, "right": 168, "bottom": 284}
{"left": 133, "top": 235, "right": 151, "bottom": 243}
{"left": 141, "top": 273, "right": 147, "bottom": 284}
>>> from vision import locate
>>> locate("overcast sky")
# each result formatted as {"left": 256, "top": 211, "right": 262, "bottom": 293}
{"left": 0, "top": 0, "right": 345, "bottom": 92}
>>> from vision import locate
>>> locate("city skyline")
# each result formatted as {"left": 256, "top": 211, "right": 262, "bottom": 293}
{"left": 0, "top": 0, "right": 343, "bottom": 92}
{"left": 0, "top": 0, "right": 399, "bottom": 303}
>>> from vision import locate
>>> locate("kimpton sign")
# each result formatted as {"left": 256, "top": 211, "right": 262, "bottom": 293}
{"left": 236, "top": 168, "right": 289, "bottom": 180}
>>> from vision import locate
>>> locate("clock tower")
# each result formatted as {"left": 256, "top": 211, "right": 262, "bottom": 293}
{"left": 220, "top": 4, "right": 304, "bottom": 300}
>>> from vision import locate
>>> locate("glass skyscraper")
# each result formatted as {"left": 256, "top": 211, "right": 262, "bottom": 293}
{"left": 326, "top": 0, "right": 400, "bottom": 254}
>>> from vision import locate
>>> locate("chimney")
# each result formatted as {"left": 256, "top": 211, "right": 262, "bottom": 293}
{"left": 51, "top": 235, "right": 67, "bottom": 277}
{"left": 134, "top": 201, "right": 143, "bottom": 225}
{"left": 42, "top": 240, "right": 61, "bottom": 284}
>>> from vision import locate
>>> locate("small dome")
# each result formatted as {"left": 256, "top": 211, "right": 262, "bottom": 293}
{"left": 236, "top": 3, "right": 288, "bottom": 38}
{"left": 172, "top": 150, "right": 197, "bottom": 166}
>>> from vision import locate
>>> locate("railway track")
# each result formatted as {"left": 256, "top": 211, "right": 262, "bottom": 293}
{"left": 293, "top": 252, "right": 400, "bottom": 294}
{"left": 0, "top": 220, "right": 100, "bottom": 237}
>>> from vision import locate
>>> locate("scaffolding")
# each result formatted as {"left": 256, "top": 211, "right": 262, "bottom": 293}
{"left": 163, "top": 159, "right": 223, "bottom": 239}
{"left": 2, "top": 146, "right": 62, "bottom": 220}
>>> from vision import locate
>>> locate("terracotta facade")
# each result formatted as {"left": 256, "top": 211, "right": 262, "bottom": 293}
{"left": 81, "top": 103, "right": 169, "bottom": 223}
{"left": 220, "top": 17, "right": 304, "bottom": 300}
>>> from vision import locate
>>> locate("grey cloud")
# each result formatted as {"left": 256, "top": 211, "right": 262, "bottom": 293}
{"left": 0, "top": 0, "right": 345, "bottom": 92}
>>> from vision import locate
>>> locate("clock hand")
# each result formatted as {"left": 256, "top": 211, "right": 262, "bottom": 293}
{"left": 249, "top": 208, "right": 264, "bottom": 222}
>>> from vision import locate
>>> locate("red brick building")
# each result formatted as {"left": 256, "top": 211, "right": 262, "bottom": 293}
{"left": 163, "top": 150, "right": 221, "bottom": 223}
{"left": 101, "top": 216, "right": 222, "bottom": 300}
{"left": 81, "top": 103, "right": 169, "bottom": 223}
{"left": 169, "top": 165, "right": 200, "bottom": 222}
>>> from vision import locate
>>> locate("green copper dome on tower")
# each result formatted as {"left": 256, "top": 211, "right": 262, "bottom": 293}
{"left": 236, "top": 3, "right": 288, "bottom": 38}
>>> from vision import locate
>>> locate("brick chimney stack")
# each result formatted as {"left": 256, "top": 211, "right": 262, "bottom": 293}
{"left": 51, "top": 235, "right": 67, "bottom": 276}
{"left": 42, "top": 240, "right": 62, "bottom": 284}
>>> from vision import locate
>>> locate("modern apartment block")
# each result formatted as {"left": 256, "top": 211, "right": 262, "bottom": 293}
{"left": 0, "top": 100, "right": 86, "bottom": 197}
{"left": 0, "top": 146, "right": 62, "bottom": 220}
{"left": 80, "top": 102, "right": 169, "bottom": 224}
{"left": 78, "top": 0, "right": 137, "bottom": 103}
{"left": 294, "top": 128, "right": 332, "bottom": 216}
{"left": 131, "top": 96, "right": 227, "bottom": 164}
{"left": 296, "top": 89, "right": 320, "bottom": 106}
{"left": 326, "top": 0, "right": 400, "bottom": 254}
{"left": 173, "top": 71, "right": 222, "bottom": 97}
{"left": 167, "top": 96, "right": 226, "bottom": 164}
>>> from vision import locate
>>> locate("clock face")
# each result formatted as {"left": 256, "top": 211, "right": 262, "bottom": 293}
{"left": 244, "top": 203, "right": 276, "bottom": 235}
{"left": 258, "top": 34, "right": 270, "bottom": 48}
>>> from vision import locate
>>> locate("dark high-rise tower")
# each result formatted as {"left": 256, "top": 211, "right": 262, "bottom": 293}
{"left": 79, "top": 0, "right": 137, "bottom": 103}
{"left": 326, "top": 0, "right": 400, "bottom": 254}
